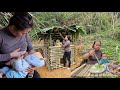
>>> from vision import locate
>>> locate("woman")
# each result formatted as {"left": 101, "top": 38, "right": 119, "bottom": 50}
{"left": 82, "top": 41, "right": 102, "bottom": 64}
{"left": 0, "top": 12, "right": 41, "bottom": 78}
{"left": 59, "top": 33, "right": 71, "bottom": 69}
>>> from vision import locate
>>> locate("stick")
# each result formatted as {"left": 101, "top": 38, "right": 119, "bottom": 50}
{"left": 94, "top": 53, "right": 100, "bottom": 64}
{"left": 58, "top": 31, "right": 64, "bottom": 40}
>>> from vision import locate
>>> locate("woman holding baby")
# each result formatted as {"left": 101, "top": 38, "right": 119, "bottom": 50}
{"left": 0, "top": 12, "right": 43, "bottom": 78}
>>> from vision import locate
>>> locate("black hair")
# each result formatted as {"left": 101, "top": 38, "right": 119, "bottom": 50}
{"left": 67, "top": 35, "right": 71, "bottom": 41}
{"left": 8, "top": 12, "right": 33, "bottom": 30}
{"left": 64, "top": 35, "right": 71, "bottom": 42}
{"left": 92, "top": 41, "right": 101, "bottom": 48}
{"left": 102, "top": 53, "right": 106, "bottom": 55}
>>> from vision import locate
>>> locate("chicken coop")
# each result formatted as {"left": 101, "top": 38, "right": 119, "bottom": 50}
{"left": 32, "top": 25, "right": 82, "bottom": 70}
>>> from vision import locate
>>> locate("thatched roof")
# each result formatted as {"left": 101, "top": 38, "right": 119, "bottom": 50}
{"left": 37, "top": 25, "right": 86, "bottom": 41}
{"left": 40, "top": 25, "right": 79, "bottom": 33}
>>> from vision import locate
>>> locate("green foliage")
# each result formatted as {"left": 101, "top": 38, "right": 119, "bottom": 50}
{"left": 0, "top": 12, "right": 12, "bottom": 28}
{"left": 1, "top": 12, "right": 120, "bottom": 41}
{"left": 1, "top": 12, "right": 120, "bottom": 62}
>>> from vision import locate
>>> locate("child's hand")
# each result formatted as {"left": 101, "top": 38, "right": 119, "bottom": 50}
{"left": 34, "top": 52, "right": 43, "bottom": 59}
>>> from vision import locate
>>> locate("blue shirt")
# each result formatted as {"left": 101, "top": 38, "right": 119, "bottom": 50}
{"left": 99, "top": 59, "right": 110, "bottom": 64}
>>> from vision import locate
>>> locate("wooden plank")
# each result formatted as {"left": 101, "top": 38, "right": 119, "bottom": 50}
{"left": 90, "top": 73, "right": 95, "bottom": 78}
{"left": 71, "top": 63, "right": 86, "bottom": 77}
{"left": 49, "top": 31, "right": 52, "bottom": 46}
{"left": 76, "top": 64, "right": 91, "bottom": 77}
{"left": 82, "top": 65, "right": 92, "bottom": 78}
{"left": 83, "top": 65, "right": 93, "bottom": 78}
{"left": 104, "top": 71, "right": 111, "bottom": 78}
{"left": 105, "top": 71, "right": 114, "bottom": 78}
{"left": 94, "top": 73, "right": 99, "bottom": 78}
{"left": 102, "top": 72, "right": 107, "bottom": 78}
{"left": 86, "top": 70, "right": 92, "bottom": 78}
{"left": 98, "top": 73, "right": 103, "bottom": 78}
{"left": 108, "top": 72, "right": 116, "bottom": 78}
{"left": 109, "top": 73, "right": 117, "bottom": 78}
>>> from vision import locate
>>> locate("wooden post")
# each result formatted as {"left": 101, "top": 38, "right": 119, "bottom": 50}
{"left": 75, "top": 33, "right": 77, "bottom": 44}
{"left": 72, "top": 33, "right": 75, "bottom": 44}
{"left": 49, "top": 31, "right": 52, "bottom": 46}
{"left": 72, "top": 34, "right": 74, "bottom": 44}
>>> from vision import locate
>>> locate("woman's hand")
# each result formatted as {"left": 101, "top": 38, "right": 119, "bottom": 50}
{"left": 10, "top": 48, "right": 26, "bottom": 58}
{"left": 24, "top": 52, "right": 29, "bottom": 57}
{"left": 88, "top": 49, "right": 95, "bottom": 56}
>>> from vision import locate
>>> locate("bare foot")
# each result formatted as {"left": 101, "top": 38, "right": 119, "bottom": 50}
{"left": 67, "top": 67, "right": 71, "bottom": 70}
{"left": 63, "top": 67, "right": 67, "bottom": 69}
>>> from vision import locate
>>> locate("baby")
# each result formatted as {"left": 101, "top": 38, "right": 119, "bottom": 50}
{"left": 99, "top": 53, "right": 110, "bottom": 64}
{"left": 0, "top": 52, "right": 45, "bottom": 78}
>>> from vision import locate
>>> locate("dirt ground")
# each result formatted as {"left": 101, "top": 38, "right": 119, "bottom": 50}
{"left": 36, "top": 56, "right": 83, "bottom": 78}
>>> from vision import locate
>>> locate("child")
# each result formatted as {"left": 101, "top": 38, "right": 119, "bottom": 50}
{"left": 0, "top": 52, "right": 45, "bottom": 78}
{"left": 99, "top": 53, "right": 110, "bottom": 64}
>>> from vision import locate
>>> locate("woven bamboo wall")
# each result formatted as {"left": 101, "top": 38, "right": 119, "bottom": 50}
{"left": 45, "top": 45, "right": 76, "bottom": 70}
{"left": 32, "top": 41, "right": 76, "bottom": 71}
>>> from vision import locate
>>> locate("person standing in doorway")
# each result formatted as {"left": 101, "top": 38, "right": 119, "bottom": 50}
{"left": 59, "top": 33, "right": 71, "bottom": 70}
